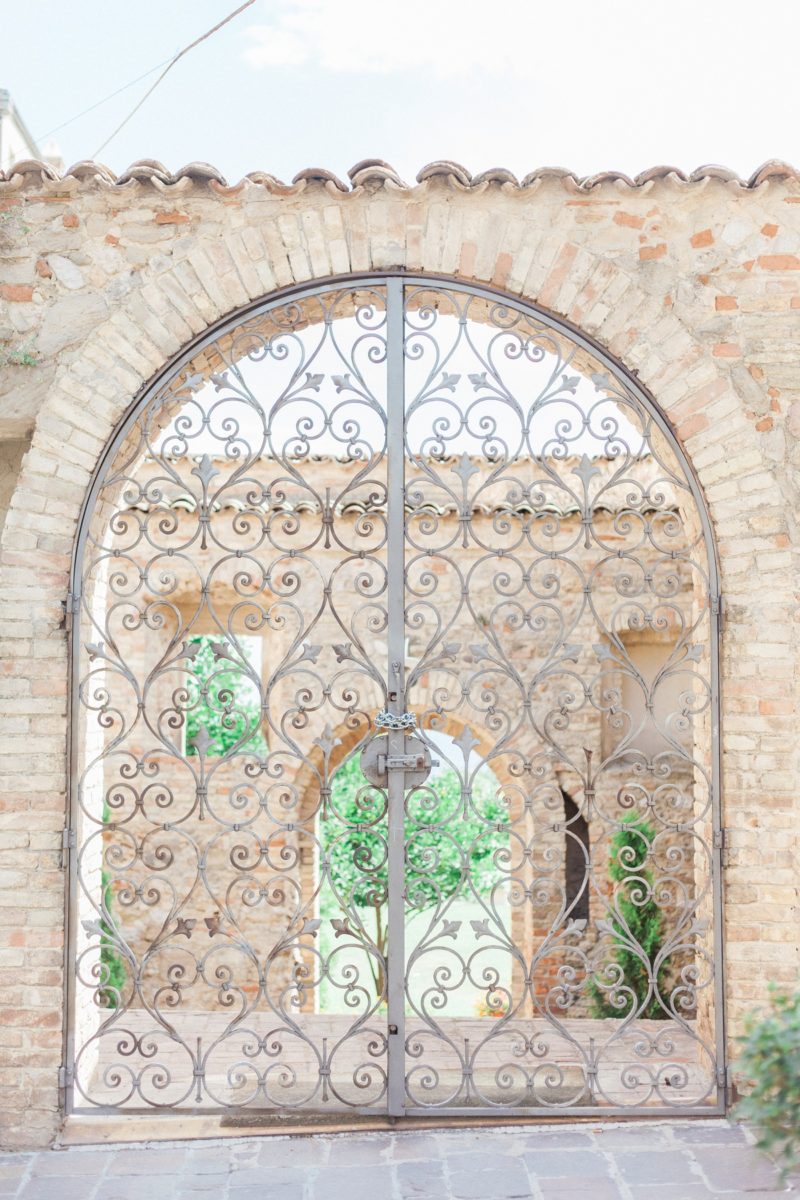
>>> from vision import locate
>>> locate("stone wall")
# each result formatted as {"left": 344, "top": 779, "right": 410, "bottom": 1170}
{"left": 0, "top": 158, "right": 799, "bottom": 1145}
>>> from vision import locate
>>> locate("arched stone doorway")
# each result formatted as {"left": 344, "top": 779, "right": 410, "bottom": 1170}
{"left": 66, "top": 273, "right": 722, "bottom": 1120}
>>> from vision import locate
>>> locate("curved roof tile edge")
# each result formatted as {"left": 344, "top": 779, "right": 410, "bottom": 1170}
{"left": 1, "top": 157, "right": 799, "bottom": 192}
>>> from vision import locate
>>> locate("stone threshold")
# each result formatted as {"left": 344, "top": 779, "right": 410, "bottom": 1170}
{"left": 57, "top": 1110, "right": 720, "bottom": 1147}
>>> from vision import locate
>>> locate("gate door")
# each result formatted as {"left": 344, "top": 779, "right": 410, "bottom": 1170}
{"left": 68, "top": 275, "right": 723, "bottom": 1119}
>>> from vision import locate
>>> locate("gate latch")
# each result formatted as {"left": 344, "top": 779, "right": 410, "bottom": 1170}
{"left": 360, "top": 734, "right": 438, "bottom": 787}
{"left": 378, "top": 751, "right": 433, "bottom": 773}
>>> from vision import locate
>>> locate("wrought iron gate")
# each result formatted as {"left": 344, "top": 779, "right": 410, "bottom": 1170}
{"left": 67, "top": 274, "right": 724, "bottom": 1119}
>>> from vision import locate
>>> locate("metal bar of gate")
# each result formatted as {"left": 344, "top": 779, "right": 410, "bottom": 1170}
{"left": 385, "top": 277, "right": 406, "bottom": 1117}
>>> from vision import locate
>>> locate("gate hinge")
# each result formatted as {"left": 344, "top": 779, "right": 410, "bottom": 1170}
{"left": 60, "top": 591, "right": 80, "bottom": 634}
{"left": 713, "top": 827, "right": 729, "bottom": 864}
{"left": 709, "top": 592, "right": 725, "bottom": 627}
{"left": 60, "top": 827, "right": 76, "bottom": 868}
{"left": 58, "top": 1063, "right": 74, "bottom": 1090}
{"left": 716, "top": 1063, "right": 734, "bottom": 1105}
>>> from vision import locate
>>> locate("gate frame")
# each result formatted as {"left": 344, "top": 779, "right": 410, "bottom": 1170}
{"left": 63, "top": 270, "right": 726, "bottom": 1120}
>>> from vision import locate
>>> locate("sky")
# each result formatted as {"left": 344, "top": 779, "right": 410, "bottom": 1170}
{"left": 2, "top": 0, "right": 799, "bottom": 185}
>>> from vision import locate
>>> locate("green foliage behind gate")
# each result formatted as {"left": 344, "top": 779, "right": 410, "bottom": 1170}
{"left": 589, "top": 814, "right": 668, "bottom": 1020}
{"left": 321, "top": 754, "right": 508, "bottom": 1000}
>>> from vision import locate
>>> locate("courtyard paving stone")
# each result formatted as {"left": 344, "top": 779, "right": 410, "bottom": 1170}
{"left": 106, "top": 1147, "right": 188, "bottom": 1175}
{"left": 312, "top": 1163, "right": 395, "bottom": 1200}
{"left": 174, "top": 1171, "right": 232, "bottom": 1192}
{"left": 523, "top": 1147, "right": 613, "bottom": 1178}
{"left": 388, "top": 1134, "right": 439, "bottom": 1162}
{"left": 612, "top": 1148, "right": 702, "bottom": 1186}
{"left": 535, "top": 1182, "right": 624, "bottom": 1200}
{"left": 19, "top": 1179, "right": 101, "bottom": 1200}
{"left": 29, "top": 1150, "right": 110, "bottom": 1176}
{"left": 0, "top": 1119, "right": 797, "bottom": 1198}
{"left": 395, "top": 1158, "right": 446, "bottom": 1196}
{"left": 626, "top": 1188, "right": 734, "bottom": 1200}
{"left": 258, "top": 1138, "right": 329, "bottom": 1168}
{"left": 94, "top": 1180, "right": 179, "bottom": 1200}
{"left": 692, "top": 1145, "right": 791, "bottom": 1192}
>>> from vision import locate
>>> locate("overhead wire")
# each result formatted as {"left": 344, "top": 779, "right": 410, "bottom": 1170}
{"left": 91, "top": 0, "right": 257, "bottom": 159}
{"left": 36, "top": 54, "right": 175, "bottom": 143}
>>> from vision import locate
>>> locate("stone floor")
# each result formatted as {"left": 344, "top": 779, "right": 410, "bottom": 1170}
{"left": 1, "top": 1120, "right": 798, "bottom": 1199}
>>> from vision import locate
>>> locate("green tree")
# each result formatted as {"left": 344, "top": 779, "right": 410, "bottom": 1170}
{"left": 185, "top": 636, "right": 266, "bottom": 757}
{"left": 589, "top": 814, "right": 668, "bottom": 1020}
{"left": 320, "top": 754, "right": 508, "bottom": 999}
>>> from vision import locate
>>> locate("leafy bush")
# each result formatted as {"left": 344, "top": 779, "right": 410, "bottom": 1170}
{"left": 99, "top": 801, "right": 127, "bottom": 1009}
{"left": 99, "top": 869, "right": 127, "bottom": 1008}
{"left": 737, "top": 987, "right": 800, "bottom": 1181}
{"left": 589, "top": 814, "right": 668, "bottom": 1020}
{"left": 185, "top": 636, "right": 266, "bottom": 757}
{"left": 321, "top": 753, "right": 508, "bottom": 998}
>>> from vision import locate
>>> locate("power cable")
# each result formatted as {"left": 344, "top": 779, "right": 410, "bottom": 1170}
{"left": 91, "top": 0, "right": 257, "bottom": 159}
{"left": 37, "top": 54, "right": 175, "bottom": 143}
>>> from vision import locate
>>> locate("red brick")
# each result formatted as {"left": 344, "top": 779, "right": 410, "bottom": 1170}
{"left": 713, "top": 342, "right": 742, "bottom": 357}
{"left": 154, "top": 211, "right": 190, "bottom": 225}
{"left": 491, "top": 251, "right": 513, "bottom": 289}
{"left": 715, "top": 295, "right": 738, "bottom": 310}
{"left": 0, "top": 284, "right": 33, "bottom": 302}
{"left": 613, "top": 211, "right": 644, "bottom": 229}
{"left": 679, "top": 413, "right": 709, "bottom": 438}
{"left": 458, "top": 240, "right": 477, "bottom": 276}
{"left": 690, "top": 228, "right": 714, "bottom": 248}
{"left": 639, "top": 243, "right": 666, "bottom": 261}
{"left": 758, "top": 253, "right": 800, "bottom": 269}
{"left": 539, "top": 242, "right": 579, "bottom": 305}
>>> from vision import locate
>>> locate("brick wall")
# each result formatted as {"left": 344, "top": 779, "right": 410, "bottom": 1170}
{"left": 0, "top": 160, "right": 798, "bottom": 1146}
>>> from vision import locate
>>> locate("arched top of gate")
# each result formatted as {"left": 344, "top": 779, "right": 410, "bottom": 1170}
{"left": 72, "top": 271, "right": 719, "bottom": 597}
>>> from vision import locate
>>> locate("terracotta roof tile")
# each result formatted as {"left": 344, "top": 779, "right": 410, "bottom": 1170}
{"left": 2, "top": 158, "right": 799, "bottom": 193}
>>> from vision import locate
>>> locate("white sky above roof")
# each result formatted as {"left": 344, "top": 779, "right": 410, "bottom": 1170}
{"left": 2, "top": 0, "right": 797, "bottom": 183}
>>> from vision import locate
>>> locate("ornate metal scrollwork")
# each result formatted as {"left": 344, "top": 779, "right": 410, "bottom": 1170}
{"left": 69, "top": 275, "right": 721, "bottom": 1120}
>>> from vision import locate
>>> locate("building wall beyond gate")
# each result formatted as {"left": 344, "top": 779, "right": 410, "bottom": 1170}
{"left": 0, "top": 157, "right": 799, "bottom": 1148}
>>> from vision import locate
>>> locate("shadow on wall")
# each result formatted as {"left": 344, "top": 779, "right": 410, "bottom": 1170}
{"left": 0, "top": 438, "right": 29, "bottom": 536}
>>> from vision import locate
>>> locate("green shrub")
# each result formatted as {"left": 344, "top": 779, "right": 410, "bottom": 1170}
{"left": 185, "top": 636, "right": 266, "bottom": 757}
{"left": 589, "top": 814, "right": 668, "bottom": 1020}
{"left": 99, "top": 868, "right": 127, "bottom": 1008}
{"left": 98, "top": 801, "right": 127, "bottom": 1009}
{"left": 737, "top": 986, "right": 800, "bottom": 1181}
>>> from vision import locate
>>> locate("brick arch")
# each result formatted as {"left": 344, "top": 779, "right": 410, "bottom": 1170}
{"left": 0, "top": 190, "right": 794, "bottom": 1147}
{"left": 3, "top": 188, "right": 781, "bottom": 554}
